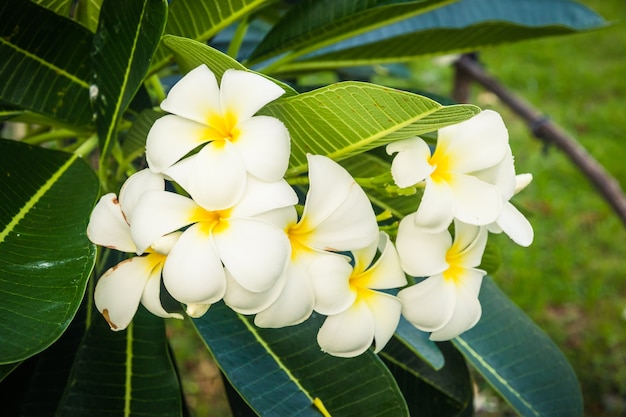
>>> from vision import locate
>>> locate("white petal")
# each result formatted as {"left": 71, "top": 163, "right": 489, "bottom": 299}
{"left": 253, "top": 206, "right": 298, "bottom": 230}
{"left": 496, "top": 202, "right": 534, "bottom": 247}
{"left": 413, "top": 179, "right": 455, "bottom": 232}
{"left": 162, "top": 223, "right": 226, "bottom": 305}
{"left": 186, "top": 303, "right": 211, "bottom": 318}
{"left": 398, "top": 275, "right": 456, "bottom": 332}
{"left": 119, "top": 169, "right": 165, "bottom": 219}
{"left": 429, "top": 275, "right": 483, "bottom": 341}
{"left": 438, "top": 110, "right": 509, "bottom": 173}
{"left": 213, "top": 218, "right": 290, "bottom": 292}
{"left": 452, "top": 221, "right": 488, "bottom": 269}
{"left": 87, "top": 193, "right": 136, "bottom": 253}
{"left": 356, "top": 233, "right": 407, "bottom": 290}
{"left": 515, "top": 173, "right": 533, "bottom": 194}
{"left": 230, "top": 176, "right": 297, "bottom": 218}
{"left": 220, "top": 69, "right": 285, "bottom": 120}
{"left": 235, "top": 116, "right": 290, "bottom": 182}
{"left": 146, "top": 115, "right": 209, "bottom": 173}
{"left": 302, "top": 155, "right": 378, "bottom": 251}
{"left": 166, "top": 142, "right": 247, "bottom": 211}
{"left": 130, "top": 191, "right": 197, "bottom": 253}
{"left": 140, "top": 262, "right": 184, "bottom": 320}
{"left": 387, "top": 138, "right": 434, "bottom": 188}
{"left": 473, "top": 148, "right": 516, "bottom": 199}
{"left": 317, "top": 299, "right": 374, "bottom": 357}
{"left": 366, "top": 292, "right": 403, "bottom": 353}
{"left": 223, "top": 268, "right": 287, "bottom": 315}
{"left": 449, "top": 174, "right": 503, "bottom": 226}
{"left": 254, "top": 259, "right": 315, "bottom": 327}
{"left": 160, "top": 64, "right": 221, "bottom": 124}
{"left": 94, "top": 256, "right": 153, "bottom": 330}
{"left": 309, "top": 253, "right": 356, "bottom": 316}
{"left": 396, "top": 213, "right": 451, "bottom": 277}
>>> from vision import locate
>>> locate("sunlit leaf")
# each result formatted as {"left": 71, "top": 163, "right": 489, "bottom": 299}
{"left": 75, "top": 0, "right": 104, "bottom": 32}
{"left": 194, "top": 304, "right": 409, "bottom": 417}
{"left": 162, "top": 35, "right": 297, "bottom": 96}
{"left": 284, "top": 0, "right": 608, "bottom": 71}
{"left": 0, "top": 139, "right": 98, "bottom": 363}
{"left": 92, "top": 0, "right": 167, "bottom": 167}
{"left": 249, "top": 0, "right": 455, "bottom": 67}
{"left": 454, "top": 278, "right": 583, "bottom": 417}
{"left": 258, "top": 82, "right": 479, "bottom": 175}
{"left": 56, "top": 307, "right": 183, "bottom": 416}
{"left": 30, "top": 0, "right": 72, "bottom": 17}
{"left": 0, "top": 0, "right": 93, "bottom": 128}
{"left": 151, "top": 0, "right": 274, "bottom": 71}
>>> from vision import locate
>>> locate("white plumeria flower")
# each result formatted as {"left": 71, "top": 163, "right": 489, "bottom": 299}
{"left": 224, "top": 154, "right": 380, "bottom": 328}
{"left": 129, "top": 172, "right": 298, "bottom": 316}
{"left": 396, "top": 216, "right": 488, "bottom": 341}
{"left": 475, "top": 148, "right": 534, "bottom": 246}
{"left": 386, "top": 110, "right": 510, "bottom": 232}
{"left": 312, "top": 232, "right": 407, "bottom": 357}
{"left": 87, "top": 169, "right": 183, "bottom": 331}
{"left": 146, "top": 64, "right": 290, "bottom": 210}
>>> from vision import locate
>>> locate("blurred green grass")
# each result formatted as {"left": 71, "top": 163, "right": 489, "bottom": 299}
{"left": 473, "top": 1, "right": 626, "bottom": 415}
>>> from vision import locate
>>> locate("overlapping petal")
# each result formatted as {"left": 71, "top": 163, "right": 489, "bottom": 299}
{"left": 387, "top": 138, "right": 434, "bottom": 188}
{"left": 219, "top": 69, "right": 285, "bottom": 120}
{"left": 87, "top": 193, "right": 136, "bottom": 253}
{"left": 413, "top": 179, "right": 456, "bottom": 231}
{"left": 398, "top": 276, "right": 456, "bottom": 332}
{"left": 317, "top": 300, "right": 374, "bottom": 357}
{"left": 309, "top": 253, "right": 356, "bottom": 316}
{"left": 119, "top": 169, "right": 165, "bottom": 217}
{"left": 223, "top": 270, "right": 287, "bottom": 315}
{"left": 396, "top": 213, "right": 451, "bottom": 277}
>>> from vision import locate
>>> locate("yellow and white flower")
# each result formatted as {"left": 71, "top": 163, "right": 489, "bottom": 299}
{"left": 387, "top": 110, "right": 509, "bottom": 232}
{"left": 396, "top": 217, "right": 488, "bottom": 341}
{"left": 87, "top": 169, "right": 183, "bottom": 331}
{"left": 146, "top": 65, "right": 290, "bottom": 210}
{"left": 313, "top": 233, "right": 407, "bottom": 357}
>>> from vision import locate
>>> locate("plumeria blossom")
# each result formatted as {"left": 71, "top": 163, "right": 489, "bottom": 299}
{"left": 224, "top": 154, "right": 380, "bottom": 328}
{"left": 474, "top": 148, "right": 534, "bottom": 246}
{"left": 129, "top": 168, "right": 297, "bottom": 316}
{"left": 86, "top": 169, "right": 183, "bottom": 331}
{"left": 312, "top": 232, "right": 407, "bottom": 357}
{"left": 146, "top": 64, "right": 290, "bottom": 210}
{"left": 386, "top": 110, "right": 510, "bottom": 232}
{"left": 396, "top": 216, "right": 488, "bottom": 341}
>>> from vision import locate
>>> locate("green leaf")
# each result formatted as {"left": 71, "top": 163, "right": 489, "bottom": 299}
{"left": 285, "top": 0, "right": 608, "bottom": 71}
{"left": 258, "top": 82, "right": 479, "bottom": 175}
{"left": 75, "top": 0, "right": 105, "bottom": 32}
{"left": 194, "top": 303, "right": 409, "bottom": 417}
{"left": 123, "top": 109, "right": 164, "bottom": 163}
{"left": 0, "top": 139, "right": 99, "bottom": 363}
{"left": 56, "top": 307, "right": 183, "bottom": 416}
{"left": 249, "top": 0, "right": 455, "bottom": 67}
{"left": 382, "top": 341, "right": 473, "bottom": 416}
{"left": 30, "top": 0, "right": 72, "bottom": 17}
{"left": 393, "top": 317, "right": 444, "bottom": 370}
{"left": 454, "top": 278, "right": 583, "bottom": 417}
{"left": 151, "top": 0, "right": 274, "bottom": 71}
{"left": 162, "top": 35, "right": 298, "bottom": 96}
{"left": 0, "top": 362, "right": 21, "bottom": 382}
{"left": 92, "top": 0, "right": 167, "bottom": 165}
{"left": 0, "top": 0, "right": 93, "bottom": 128}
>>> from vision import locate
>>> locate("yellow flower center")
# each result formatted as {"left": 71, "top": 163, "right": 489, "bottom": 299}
{"left": 190, "top": 207, "right": 231, "bottom": 234}
{"left": 428, "top": 145, "right": 453, "bottom": 184}
{"left": 286, "top": 221, "right": 312, "bottom": 260}
{"left": 443, "top": 244, "right": 465, "bottom": 284}
{"left": 205, "top": 111, "right": 240, "bottom": 146}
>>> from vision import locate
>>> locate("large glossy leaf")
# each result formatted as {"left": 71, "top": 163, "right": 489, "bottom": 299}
{"left": 31, "top": 0, "right": 72, "bottom": 16}
{"left": 162, "top": 35, "right": 298, "bottom": 96}
{"left": 150, "top": 0, "right": 274, "bottom": 72}
{"left": 194, "top": 303, "right": 409, "bottom": 417}
{"left": 258, "top": 83, "right": 479, "bottom": 175}
{"left": 0, "top": 0, "right": 93, "bottom": 128}
{"left": 382, "top": 341, "right": 473, "bottom": 416}
{"left": 92, "top": 0, "right": 167, "bottom": 166}
{"left": 0, "top": 139, "right": 98, "bottom": 363}
{"left": 75, "top": 0, "right": 105, "bottom": 32}
{"left": 454, "top": 278, "right": 583, "bottom": 417}
{"left": 56, "top": 307, "right": 183, "bottom": 416}
{"left": 284, "top": 0, "right": 607, "bottom": 71}
{"left": 249, "top": 0, "right": 455, "bottom": 67}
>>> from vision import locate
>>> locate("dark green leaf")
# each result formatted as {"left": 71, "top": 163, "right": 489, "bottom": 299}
{"left": 123, "top": 108, "right": 164, "bottom": 163}
{"left": 393, "top": 317, "right": 444, "bottom": 370}
{"left": 194, "top": 303, "right": 409, "bottom": 417}
{"left": 285, "top": 0, "right": 607, "bottom": 71}
{"left": 0, "top": 139, "right": 98, "bottom": 363}
{"left": 0, "top": 0, "right": 93, "bottom": 128}
{"left": 162, "top": 35, "right": 297, "bottom": 96}
{"left": 151, "top": 0, "right": 274, "bottom": 71}
{"left": 382, "top": 341, "right": 473, "bottom": 416}
{"left": 454, "top": 278, "right": 583, "bottom": 417}
{"left": 258, "top": 82, "right": 479, "bottom": 175}
{"left": 249, "top": 0, "right": 454, "bottom": 66}
{"left": 56, "top": 307, "right": 183, "bottom": 416}
{"left": 31, "top": 0, "right": 72, "bottom": 17}
{"left": 0, "top": 361, "right": 21, "bottom": 382}
{"left": 93, "top": 0, "right": 167, "bottom": 165}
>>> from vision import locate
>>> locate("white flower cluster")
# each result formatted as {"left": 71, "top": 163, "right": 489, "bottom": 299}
{"left": 87, "top": 65, "right": 533, "bottom": 357}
